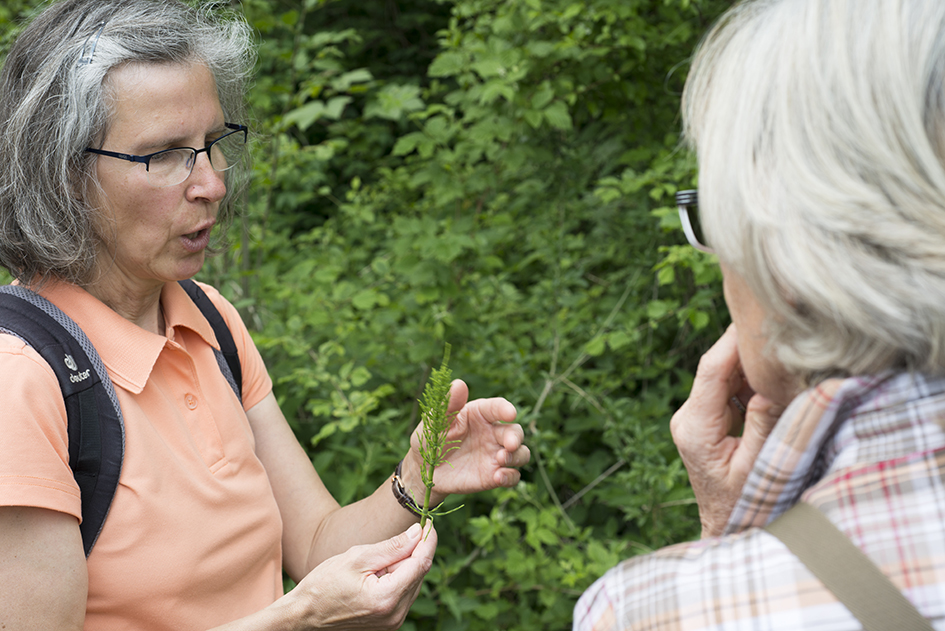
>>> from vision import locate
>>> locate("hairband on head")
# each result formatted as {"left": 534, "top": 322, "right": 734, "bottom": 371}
{"left": 78, "top": 21, "right": 106, "bottom": 65}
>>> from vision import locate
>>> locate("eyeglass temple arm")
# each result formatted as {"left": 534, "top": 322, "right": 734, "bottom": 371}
{"left": 84, "top": 148, "right": 149, "bottom": 164}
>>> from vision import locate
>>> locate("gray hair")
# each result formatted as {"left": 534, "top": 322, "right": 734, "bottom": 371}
{"left": 682, "top": 0, "right": 945, "bottom": 382}
{"left": 0, "top": 0, "right": 255, "bottom": 285}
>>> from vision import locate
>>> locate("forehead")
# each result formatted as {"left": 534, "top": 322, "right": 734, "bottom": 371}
{"left": 102, "top": 62, "right": 223, "bottom": 143}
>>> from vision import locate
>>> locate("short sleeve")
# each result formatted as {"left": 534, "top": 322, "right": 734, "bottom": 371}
{"left": 0, "top": 333, "right": 82, "bottom": 520}
{"left": 195, "top": 283, "right": 273, "bottom": 411}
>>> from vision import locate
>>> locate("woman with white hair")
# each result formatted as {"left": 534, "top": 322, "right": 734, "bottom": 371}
{"left": 575, "top": 0, "right": 945, "bottom": 628}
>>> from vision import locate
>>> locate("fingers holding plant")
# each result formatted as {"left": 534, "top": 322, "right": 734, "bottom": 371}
{"left": 416, "top": 388, "right": 529, "bottom": 492}
{"left": 289, "top": 522, "right": 437, "bottom": 630}
{"left": 404, "top": 346, "right": 531, "bottom": 523}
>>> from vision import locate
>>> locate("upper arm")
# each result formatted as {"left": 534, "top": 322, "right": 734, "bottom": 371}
{"left": 0, "top": 506, "right": 87, "bottom": 630}
{"left": 245, "top": 393, "right": 340, "bottom": 580}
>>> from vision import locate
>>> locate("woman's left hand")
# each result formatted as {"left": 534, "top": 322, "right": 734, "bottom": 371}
{"left": 404, "top": 380, "right": 530, "bottom": 504}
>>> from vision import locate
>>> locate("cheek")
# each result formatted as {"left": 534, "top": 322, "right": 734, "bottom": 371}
{"left": 736, "top": 328, "right": 796, "bottom": 406}
{"left": 735, "top": 328, "right": 765, "bottom": 385}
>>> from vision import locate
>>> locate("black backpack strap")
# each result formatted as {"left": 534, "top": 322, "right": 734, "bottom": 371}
{"left": 177, "top": 279, "right": 242, "bottom": 403}
{"left": 0, "top": 286, "right": 124, "bottom": 557}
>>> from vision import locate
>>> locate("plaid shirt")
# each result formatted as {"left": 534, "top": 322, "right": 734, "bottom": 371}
{"left": 574, "top": 372, "right": 945, "bottom": 630}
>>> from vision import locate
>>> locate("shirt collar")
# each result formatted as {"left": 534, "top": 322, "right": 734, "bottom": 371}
{"left": 36, "top": 280, "right": 218, "bottom": 394}
{"left": 724, "top": 372, "right": 944, "bottom": 533}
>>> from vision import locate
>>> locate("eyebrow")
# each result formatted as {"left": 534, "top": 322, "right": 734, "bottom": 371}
{"left": 137, "top": 124, "right": 229, "bottom": 153}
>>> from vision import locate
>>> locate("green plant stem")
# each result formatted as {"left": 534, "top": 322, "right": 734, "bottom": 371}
{"left": 421, "top": 484, "right": 434, "bottom": 528}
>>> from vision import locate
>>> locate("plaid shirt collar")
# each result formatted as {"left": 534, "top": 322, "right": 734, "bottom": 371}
{"left": 726, "top": 371, "right": 945, "bottom": 533}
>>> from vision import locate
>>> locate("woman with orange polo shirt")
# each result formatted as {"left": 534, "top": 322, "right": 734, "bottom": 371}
{"left": 0, "top": 1, "right": 530, "bottom": 629}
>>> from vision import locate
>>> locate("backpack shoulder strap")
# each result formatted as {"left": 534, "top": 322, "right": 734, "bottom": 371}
{"left": 177, "top": 279, "right": 242, "bottom": 403}
{"left": 0, "top": 285, "right": 124, "bottom": 558}
{"left": 764, "top": 501, "right": 933, "bottom": 631}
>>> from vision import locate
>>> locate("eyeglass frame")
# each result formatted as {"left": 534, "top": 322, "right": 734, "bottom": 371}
{"left": 675, "top": 189, "right": 714, "bottom": 254}
{"left": 85, "top": 123, "right": 248, "bottom": 186}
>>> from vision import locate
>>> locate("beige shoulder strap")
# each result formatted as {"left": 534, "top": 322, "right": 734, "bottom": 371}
{"left": 764, "top": 502, "right": 932, "bottom": 631}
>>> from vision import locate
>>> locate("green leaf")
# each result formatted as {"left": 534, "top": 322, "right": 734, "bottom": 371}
{"left": 523, "top": 109, "right": 543, "bottom": 128}
{"left": 689, "top": 310, "right": 710, "bottom": 331}
{"left": 283, "top": 96, "right": 351, "bottom": 131}
{"left": 585, "top": 336, "right": 606, "bottom": 356}
{"left": 364, "top": 84, "right": 424, "bottom": 121}
{"left": 479, "top": 80, "right": 516, "bottom": 105}
{"left": 351, "top": 289, "right": 380, "bottom": 310}
{"left": 330, "top": 68, "right": 373, "bottom": 91}
{"left": 608, "top": 330, "right": 633, "bottom": 351}
{"left": 283, "top": 100, "right": 327, "bottom": 131}
{"left": 531, "top": 84, "right": 555, "bottom": 110}
{"left": 471, "top": 58, "right": 506, "bottom": 79}
{"left": 392, "top": 132, "right": 424, "bottom": 156}
{"left": 657, "top": 265, "right": 675, "bottom": 286}
{"left": 646, "top": 299, "right": 677, "bottom": 321}
{"left": 543, "top": 100, "right": 573, "bottom": 130}
{"left": 428, "top": 51, "right": 465, "bottom": 77}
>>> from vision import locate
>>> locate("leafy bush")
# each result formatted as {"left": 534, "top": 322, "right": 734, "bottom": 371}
{"left": 2, "top": 0, "right": 733, "bottom": 628}
{"left": 210, "top": 0, "right": 732, "bottom": 628}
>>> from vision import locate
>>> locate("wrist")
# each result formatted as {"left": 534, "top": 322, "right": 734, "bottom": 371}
{"left": 401, "top": 451, "right": 448, "bottom": 507}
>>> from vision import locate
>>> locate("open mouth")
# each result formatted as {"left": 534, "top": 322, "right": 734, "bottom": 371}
{"left": 181, "top": 227, "right": 212, "bottom": 252}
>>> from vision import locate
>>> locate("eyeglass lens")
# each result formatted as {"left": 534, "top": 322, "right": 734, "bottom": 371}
{"left": 147, "top": 131, "right": 246, "bottom": 187}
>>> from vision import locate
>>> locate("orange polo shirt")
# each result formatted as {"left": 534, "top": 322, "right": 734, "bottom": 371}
{"left": 0, "top": 280, "right": 283, "bottom": 630}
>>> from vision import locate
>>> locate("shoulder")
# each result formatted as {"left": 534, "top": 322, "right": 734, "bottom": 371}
{"left": 186, "top": 280, "right": 273, "bottom": 409}
{"left": 0, "top": 332, "right": 60, "bottom": 387}
{"left": 182, "top": 279, "right": 255, "bottom": 351}
{"left": 0, "top": 331, "right": 68, "bottom": 431}
{"left": 574, "top": 529, "right": 855, "bottom": 631}
{"left": 0, "top": 333, "right": 77, "bottom": 515}
{"left": 189, "top": 280, "right": 246, "bottom": 329}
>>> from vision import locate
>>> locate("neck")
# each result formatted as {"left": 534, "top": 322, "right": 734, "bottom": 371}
{"left": 84, "top": 277, "right": 167, "bottom": 336}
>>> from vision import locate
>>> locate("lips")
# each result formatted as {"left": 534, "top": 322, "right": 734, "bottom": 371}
{"left": 180, "top": 222, "right": 214, "bottom": 253}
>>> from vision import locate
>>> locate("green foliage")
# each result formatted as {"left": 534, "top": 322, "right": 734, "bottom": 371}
{"left": 214, "top": 0, "right": 732, "bottom": 628}
{"left": 1, "top": 0, "right": 733, "bottom": 628}
{"left": 0, "top": 0, "right": 38, "bottom": 59}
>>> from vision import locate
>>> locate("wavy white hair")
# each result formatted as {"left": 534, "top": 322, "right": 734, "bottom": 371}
{"left": 682, "top": 0, "right": 945, "bottom": 381}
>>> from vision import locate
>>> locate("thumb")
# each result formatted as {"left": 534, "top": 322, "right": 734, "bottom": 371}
{"left": 447, "top": 379, "right": 470, "bottom": 416}
{"left": 375, "top": 524, "right": 437, "bottom": 590}
{"left": 360, "top": 523, "right": 423, "bottom": 571}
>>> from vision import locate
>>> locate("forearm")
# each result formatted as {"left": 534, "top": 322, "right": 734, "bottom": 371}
{"left": 206, "top": 594, "right": 306, "bottom": 631}
{"left": 301, "top": 449, "right": 445, "bottom": 574}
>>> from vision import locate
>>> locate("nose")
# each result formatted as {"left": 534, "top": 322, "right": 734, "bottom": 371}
{"left": 185, "top": 150, "right": 226, "bottom": 203}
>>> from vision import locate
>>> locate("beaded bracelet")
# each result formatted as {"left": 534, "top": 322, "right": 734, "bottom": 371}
{"left": 391, "top": 459, "right": 441, "bottom": 518}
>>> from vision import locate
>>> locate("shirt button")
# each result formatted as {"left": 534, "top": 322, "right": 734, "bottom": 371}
{"left": 185, "top": 394, "right": 198, "bottom": 410}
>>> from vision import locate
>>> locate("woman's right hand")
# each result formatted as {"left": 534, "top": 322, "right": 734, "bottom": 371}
{"left": 670, "top": 325, "right": 784, "bottom": 538}
{"left": 287, "top": 522, "right": 437, "bottom": 630}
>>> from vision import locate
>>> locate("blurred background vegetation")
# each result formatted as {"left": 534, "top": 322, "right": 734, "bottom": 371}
{"left": 2, "top": 0, "right": 732, "bottom": 628}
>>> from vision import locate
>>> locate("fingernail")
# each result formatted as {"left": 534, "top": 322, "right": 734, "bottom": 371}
{"left": 407, "top": 523, "right": 421, "bottom": 537}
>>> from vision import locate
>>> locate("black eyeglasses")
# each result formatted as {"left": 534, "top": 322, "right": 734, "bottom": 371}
{"left": 86, "top": 123, "right": 248, "bottom": 187}
{"left": 675, "top": 189, "right": 713, "bottom": 253}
